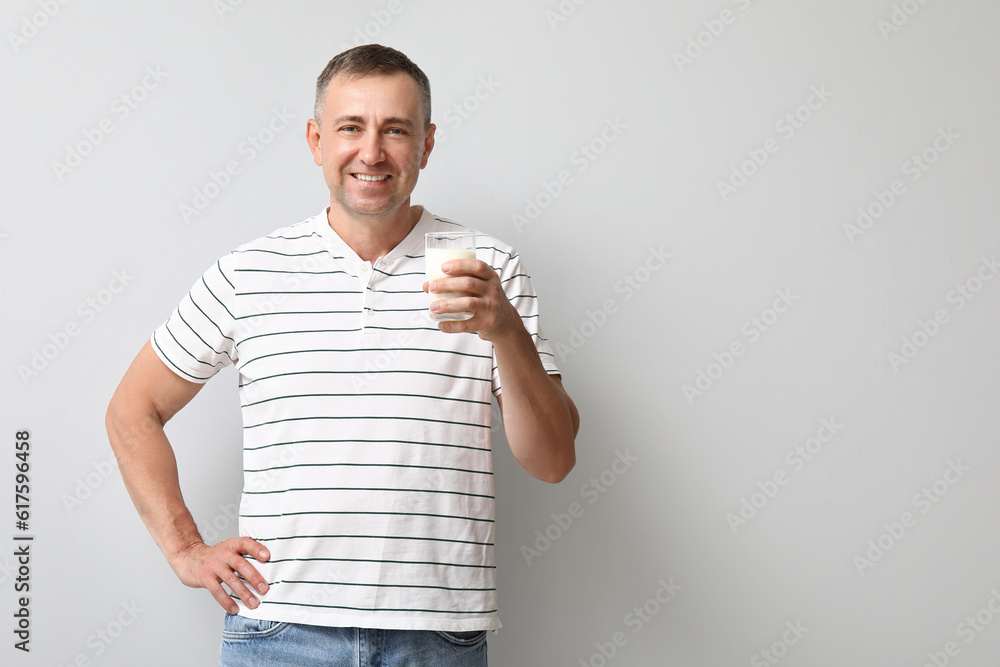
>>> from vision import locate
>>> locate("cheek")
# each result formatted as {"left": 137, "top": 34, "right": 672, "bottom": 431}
{"left": 405, "top": 148, "right": 425, "bottom": 172}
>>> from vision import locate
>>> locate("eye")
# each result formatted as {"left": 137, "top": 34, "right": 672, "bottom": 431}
{"left": 387, "top": 128, "right": 406, "bottom": 136}
{"left": 340, "top": 125, "right": 359, "bottom": 133}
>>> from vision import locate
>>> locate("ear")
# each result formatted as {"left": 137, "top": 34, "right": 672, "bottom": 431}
{"left": 420, "top": 123, "right": 436, "bottom": 169}
{"left": 306, "top": 118, "right": 323, "bottom": 166}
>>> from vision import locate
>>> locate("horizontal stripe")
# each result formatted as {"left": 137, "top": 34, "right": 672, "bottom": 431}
{"left": 241, "top": 392, "right": 491, "bottom": 409}
{"left": 254, "top": 556, "right": 495, "bottom": 569}
{"left": 243, "top": 438, "right": 491, "bottom": 453}
{"left": 234, "top": 248, "right": 328, "bottom": 258}
{"left": 361, "top": 325, "right": 447, "bottom": 332}
{"left": 236, "top": 290, "right": 365, "bottom": 296}
{"left": 234, "top": 310, "right": 362, "bottom": 320}
{"left": 234, "top": 268, "right": 348, "bottom": 275}
{"left": 243, "top": 415, "right": 490, "bottom": 430}
{"left": 374, "top": 268, "right": 423, "bottom": 277}
{"left": 369, "top": 306, "right": 429, "bottom": 313}
{"left": 244, "top": 462, "right": 492, "bottom": 475}
{"left": 257, "top": 534, "right": 494, "bottom": 546}
{"left": 242, "top": 347, "right": 493, "bottom": 364}
{"left": 257, "top": 600, "right": 497, "bottom": 615}
{"left": 240, "top": 510, "right": 494, "bottom": 523}
{"left": 264, "top": 232, "right": 319, "bottom": 241}
{"left": 244, "top": 487, "right": 494, "bottom": 499}
{"left": 241, "top": 369, "right": 491, "bottom": 387}
{"left": 274, "top": 580, "right": 495, "bottom": 592}
{"left": 241, "top": 329, "right": 370, "bottom": 344}
{"left": 500, "top": 272, "right": 529, "bottom": 284}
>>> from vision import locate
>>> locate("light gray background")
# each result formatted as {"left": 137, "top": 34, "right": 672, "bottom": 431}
{"left": 3, "top": 0, "right": 999, "bottom": 665}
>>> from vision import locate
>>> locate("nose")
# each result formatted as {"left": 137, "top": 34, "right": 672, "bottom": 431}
{"left": 358, "top": 130, "right": 385, "bottom": 165}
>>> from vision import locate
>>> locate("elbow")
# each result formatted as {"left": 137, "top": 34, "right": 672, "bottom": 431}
{"left": 537, "top": 448, "right": 576, "bottom": 484}
{"left": 540, "top": 469, "right": 571, "bottom": 484}
{"left": 105, "top": 396, "right": 121, "bottom": 444}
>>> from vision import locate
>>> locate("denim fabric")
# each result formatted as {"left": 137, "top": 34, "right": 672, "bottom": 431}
{"left": 219, "top": 613, "right": 487, "bottom": 666}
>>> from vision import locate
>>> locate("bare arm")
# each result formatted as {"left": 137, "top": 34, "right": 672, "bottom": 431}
{"left": 428, "top": 261, "right": 580, "bottom": 483}
{"left": 105, "top": 341, "right": 270, "bottom": 613}
{"left": 494, "top": 355, "right": 579, "bottom": 483}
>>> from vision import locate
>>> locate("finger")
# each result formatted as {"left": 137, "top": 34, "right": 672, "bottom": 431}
{"left": 218, "top": 559, "right": 261, "bottom": 610}
{"left": 230, "top": 552, "right": 270, "bottom": 596}
{"left": 442, "top": 258, "right": 492, "bottom": 279}
{"left": 234, "top": 536, "right": 270, "bottom": 563}
{"left": 430, "top": 296, "right": 478, "bottom": 318}
{"left": 193, "top": 561, "right": 243, "bottom": 614}
{"left": 207, "top": 579, "right": 241, "bottom": 615}
{"left": 430, "top": 276, "right": 482, "bottom": 296}
{"left": 437, "top": 314, "right": 479, "bottom": 334}
{"left": 231, "top": 537, "right": 271, "bottom": 594}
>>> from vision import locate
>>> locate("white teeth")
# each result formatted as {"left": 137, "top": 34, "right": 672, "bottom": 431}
{"left": 354, "top": 174, "right": 388, "bottom": 181}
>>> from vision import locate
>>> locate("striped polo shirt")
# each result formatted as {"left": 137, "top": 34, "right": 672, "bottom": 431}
{"left": 151, "top": 206, "right": 558, "bottom": 631}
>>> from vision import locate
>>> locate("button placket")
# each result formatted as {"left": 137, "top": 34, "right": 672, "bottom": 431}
{"left": 361, "top": 260, "right": 379, "bottom": 339}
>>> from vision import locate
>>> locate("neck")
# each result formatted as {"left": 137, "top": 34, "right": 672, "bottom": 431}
{"left": 326, "top": 203, "right": 420, "bottom": 263}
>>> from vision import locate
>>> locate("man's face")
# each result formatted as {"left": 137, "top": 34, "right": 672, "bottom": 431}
{"left": 308, "top": 72, "right": 434, "bottom": 222}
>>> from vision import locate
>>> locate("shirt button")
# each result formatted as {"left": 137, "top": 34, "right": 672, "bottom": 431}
{"left": 359, "top": 263, "right": 370, "bottom": 273}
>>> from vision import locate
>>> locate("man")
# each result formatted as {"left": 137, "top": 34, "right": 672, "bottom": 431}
{"left": 106, "top": 44, "right": 578, "bottom": 665}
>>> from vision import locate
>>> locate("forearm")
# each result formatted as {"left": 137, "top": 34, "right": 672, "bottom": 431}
{"left": 494, "top": 325, "right": 579, "bottom": 483}
{"left": 106, "top": 400, "right": 203, "bottom": 564}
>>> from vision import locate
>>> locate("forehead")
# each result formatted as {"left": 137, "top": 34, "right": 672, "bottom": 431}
{"left": 322, "top": 72, "right": 423, "bottom": 123}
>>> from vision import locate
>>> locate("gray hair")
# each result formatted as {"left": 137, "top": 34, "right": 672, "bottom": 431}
{"left": 314, "top": 44, "right": 431, "bottom": 128}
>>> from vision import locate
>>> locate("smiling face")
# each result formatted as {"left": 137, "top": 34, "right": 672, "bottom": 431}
{"left": 307, "top": 72, "right": 435, "bottom": 225}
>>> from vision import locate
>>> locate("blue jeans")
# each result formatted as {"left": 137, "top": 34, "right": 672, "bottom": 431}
{"left": 219, "top": 613, "right": 488, "bottom": 666}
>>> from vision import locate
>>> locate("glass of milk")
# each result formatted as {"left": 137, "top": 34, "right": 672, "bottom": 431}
{"left": 425, "top": 231, "right": 476, "bottom": 321}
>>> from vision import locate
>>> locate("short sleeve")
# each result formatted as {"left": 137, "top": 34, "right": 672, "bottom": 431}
{"left": 491, "top": 251, "right": 560, "bottom": 396}
{"left": 150, "top": 253, "right": 239, "bottom": 383}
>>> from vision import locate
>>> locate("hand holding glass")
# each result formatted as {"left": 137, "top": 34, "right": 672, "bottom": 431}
{"left": 425, "top": 231, "right": 476, "bottom": 322}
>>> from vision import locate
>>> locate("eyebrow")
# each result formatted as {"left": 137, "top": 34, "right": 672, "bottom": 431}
{"left": 334, "top": 115, "right": 415, "bottom": 128}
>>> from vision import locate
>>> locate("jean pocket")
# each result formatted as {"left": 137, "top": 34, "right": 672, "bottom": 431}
{"left": 222, "top": 612, "right": 290, "bottom": 642}
{"left": 435, "top": 629, "right": 488, "bottom": 646}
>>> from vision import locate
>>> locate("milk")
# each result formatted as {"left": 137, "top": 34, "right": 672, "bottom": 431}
{"left": 426, "top": 248, "right": 475, "bottom": 321}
